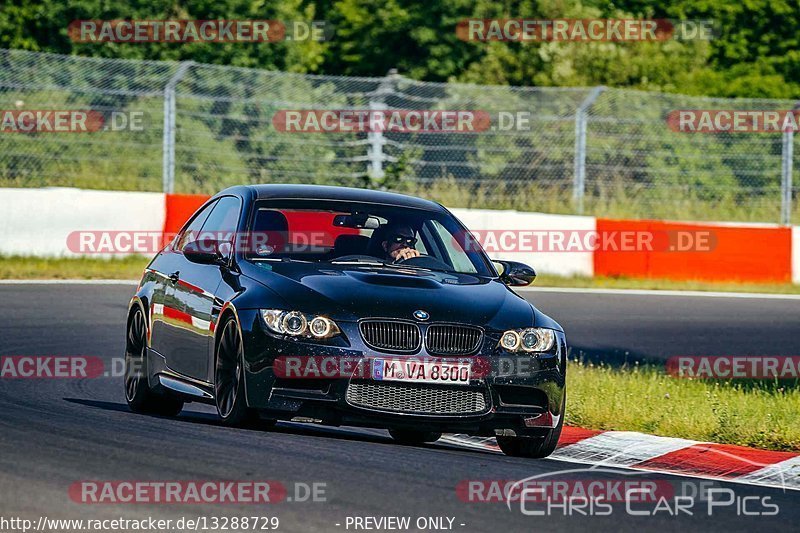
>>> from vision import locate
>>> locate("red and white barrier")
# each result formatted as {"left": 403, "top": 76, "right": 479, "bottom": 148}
{"left": 1, "top": 187, "right": 799, "bottom": 285}
{"left": 443, "top": 428, "right": 800, "bottom": 490}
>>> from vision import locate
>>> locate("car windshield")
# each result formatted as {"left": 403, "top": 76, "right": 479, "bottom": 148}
{"left": 244, "top": 199, "right": 493, "bottom": 276}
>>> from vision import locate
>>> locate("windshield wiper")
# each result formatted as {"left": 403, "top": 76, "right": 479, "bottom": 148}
{"left": 384, "top": 262, "right": 460, "bottom": 274}
{"left": 250, "top": 257, "right": 313, "bottom": 263}
{"left": 329, "top": 258, "right": 386, "bottom": 266}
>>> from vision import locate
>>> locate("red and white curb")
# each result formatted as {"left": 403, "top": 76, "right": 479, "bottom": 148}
{"left": 442, "top": 427, "right": 800, "bottom": 491}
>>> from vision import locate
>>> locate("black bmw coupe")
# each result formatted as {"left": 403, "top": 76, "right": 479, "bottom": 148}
{"left": 126, "top": 185, "right": 566, "bottom": 458}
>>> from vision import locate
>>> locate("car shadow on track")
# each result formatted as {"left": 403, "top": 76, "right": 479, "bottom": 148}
{"left": 62, "top": 397, "right": 488, "bottom": 455}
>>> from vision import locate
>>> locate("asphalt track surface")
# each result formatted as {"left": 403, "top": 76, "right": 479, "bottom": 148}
{"left": 0, "top": 283, "right": 798, "bottom": 532}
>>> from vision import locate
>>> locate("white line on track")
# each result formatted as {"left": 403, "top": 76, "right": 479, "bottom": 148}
{"left": 0, "top": 279, "right": 139, "bottom": 285}
{"left": 1, "top": 279, "right": 800, "bottom": 300}
{"left": 518, "top": 286, "right": 800, "bottom": 300}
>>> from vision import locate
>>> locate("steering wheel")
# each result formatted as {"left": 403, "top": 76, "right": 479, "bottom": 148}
{"left": 394, "top": 254, "right": 455, "bottom": 272}
{"left": 393, "top": 253, "right": 430, "bottom": 264}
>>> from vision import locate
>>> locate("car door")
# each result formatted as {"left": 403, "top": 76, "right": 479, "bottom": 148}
{"left": 166, "top": 196, "right": 242, "bottom": 382}
{"left": 150, "top": 200, "right": 217, "bottom": 360}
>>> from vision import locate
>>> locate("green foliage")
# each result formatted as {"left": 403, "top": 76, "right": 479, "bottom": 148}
{"left": 1, "top": 0, "right": 798, "bottom": 98}
{"left": 2, "top": 0, "right": 798, "bottom": 222}
{"left": 0, "top": 0, "right": 325, "bottom": 73}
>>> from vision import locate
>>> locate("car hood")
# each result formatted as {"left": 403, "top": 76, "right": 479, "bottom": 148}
{"left": 239, "top": 261, "right": 560, "bottom": 332}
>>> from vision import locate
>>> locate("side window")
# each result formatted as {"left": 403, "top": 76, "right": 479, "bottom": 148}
{"left": 199, "top": 196, "right": 241, "bottom": 259}
{"left": 176, "top": 201, "right": 217, "bottom": 252}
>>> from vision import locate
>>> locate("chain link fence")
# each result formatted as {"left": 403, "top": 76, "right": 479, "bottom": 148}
{"left": 0, "top": 48, "right": 797, "bottom": 224}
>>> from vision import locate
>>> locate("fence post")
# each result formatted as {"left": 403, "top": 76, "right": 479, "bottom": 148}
{"left": 162, "top": 61, "right": 194, "bottom": 194}
{"left": 781, "top": 129, "right": 794, "bottom": 225}
{"left": 572, "top": 86, "right": 605, "bottom": 214}
{"left": 367, "top": 69, "right": 398, "bottom": 183}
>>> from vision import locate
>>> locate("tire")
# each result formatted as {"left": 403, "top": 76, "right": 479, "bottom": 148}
{"left": 389, "top": 429, "right": 442, "bottom": 445}
{"left": 125, "top": 307, "right": 184, "bottom": 417}
{"left": 496, "top": 415, "right": 564, "bottom": 459}
{"left": 214, "top": 316, "right": 259, "bottom": 427}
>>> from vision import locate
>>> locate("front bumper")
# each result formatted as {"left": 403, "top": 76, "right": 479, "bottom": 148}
{"left": 237, "top": 309, "right": 567, "bottom": 437}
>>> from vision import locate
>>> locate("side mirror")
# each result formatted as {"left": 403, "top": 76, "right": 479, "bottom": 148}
{"left": 494, "top": 260, "right": 536, "bottom": 286}
{"left": 183, "top": 239, "right": 227, "bottom": 265}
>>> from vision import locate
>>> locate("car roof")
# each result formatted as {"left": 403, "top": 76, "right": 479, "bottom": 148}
{"left": 217, "top": 184, "right": 445, "bottom": 211}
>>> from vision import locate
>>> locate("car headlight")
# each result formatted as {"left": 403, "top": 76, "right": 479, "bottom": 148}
{"left": 261, "top": 309, "right": 340, "bottom": 339}
{"left": 499, "top": 328, "right": 555, "bottom": 353}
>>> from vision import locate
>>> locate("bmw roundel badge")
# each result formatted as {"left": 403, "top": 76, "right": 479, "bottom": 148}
{"left": 413, "top": 309, "right": 430, "bottom": 321}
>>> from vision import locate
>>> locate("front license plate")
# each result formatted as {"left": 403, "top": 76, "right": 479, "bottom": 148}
{"left": 372, "top": 358, "right": 471, "bottom": 385}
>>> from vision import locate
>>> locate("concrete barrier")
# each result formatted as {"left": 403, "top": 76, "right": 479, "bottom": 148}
{"left": 0, "top": 187, "right": 164, "bottom": 257}
{"left": 450, "top": 208, "right": 595, "bottom": 277}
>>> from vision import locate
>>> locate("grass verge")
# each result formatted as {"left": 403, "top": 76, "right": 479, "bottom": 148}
{"left": 0, "top": 255, "right": 149, "bottom": 280}
{"left": 567, "top": 360, "right": 800, "bottom": 451}
{"left": 534, "top": 274, "right": 800, "bottom": 294}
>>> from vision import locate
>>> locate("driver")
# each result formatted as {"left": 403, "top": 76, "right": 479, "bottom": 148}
{"left": 380, "top": 224, "right": 421, "bottom": 262}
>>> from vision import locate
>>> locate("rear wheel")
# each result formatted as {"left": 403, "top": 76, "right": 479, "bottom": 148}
{"left": 389, "top": 429, "right": 442, "bottom": 445}
{"left": 214, "top": 317, "right": 259, "bottom": 427}
{"left": 496, "top": 415, "right": 563, "bottom": 459}
{"left": 125, "top": 308, "right": 184, "bottom": 416}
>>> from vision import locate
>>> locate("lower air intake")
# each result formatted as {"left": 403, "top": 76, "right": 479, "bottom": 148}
{"left": 346, "top": 381, "right": 488, "bottom": 415}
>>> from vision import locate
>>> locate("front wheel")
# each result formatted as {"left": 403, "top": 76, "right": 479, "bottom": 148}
{"left": 125, "top": 308, "right": 183, "bottom": 417}
{"left": 496, "top": 415, "right": 563, "bottom": 459}
{"left": 389, "top": 429, "right": 442, "bottom": 445}
{"left": 214, "top": 317, "right": 259, "bottom": 427}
